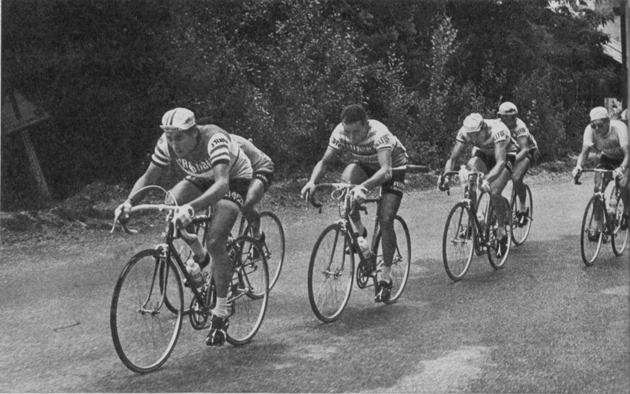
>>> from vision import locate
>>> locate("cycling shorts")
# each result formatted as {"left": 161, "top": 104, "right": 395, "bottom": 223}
{"left": 184, "top": 176, "right": 250, "bottom": 208}
{"left": 473, "top": 151, "right": 516, "bottom": 173}
{"left": 253, "top": 171, "right": 274, "bottom": 192}
{"left": 599, "top": 155, "right": 623, "bottom": 170}
{"left": 351, "top": 162, "right": 406, "bottom": 198}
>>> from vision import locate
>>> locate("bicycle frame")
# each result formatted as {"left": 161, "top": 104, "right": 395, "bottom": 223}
{"left": 444, "top": 167, "right": 488, "bottom": 244}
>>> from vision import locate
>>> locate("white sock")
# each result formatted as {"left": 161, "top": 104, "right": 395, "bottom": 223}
{"left": 212, "top": 297, "right": 230, "bottom": 318}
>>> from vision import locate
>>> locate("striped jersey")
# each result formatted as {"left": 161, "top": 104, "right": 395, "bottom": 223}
{"left": 328, "top": 119, "right": 408, "bottom": 168}
{"left": 456, "top": 118, "right": 519, "bottom": 156}
{"left": 151, "top": 125, "right": 252, "bottom": 180}
{"left": 232, "top": 135, "right": 274, "bottom": 174}
{"left": 505, "top": 118, "right": 538, "bottom": 152}
{"left": 583, "top": 119, "right": 629, "bottom": 160}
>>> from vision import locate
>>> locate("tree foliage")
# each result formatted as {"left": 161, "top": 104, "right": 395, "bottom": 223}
{"left": 1, "top": 0, "right": 623, "bottom": 209}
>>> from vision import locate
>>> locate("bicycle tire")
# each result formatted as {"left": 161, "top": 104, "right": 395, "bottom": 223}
{"left": 511, "top": 184, "right": 533, "bottom": 246}
{"left": 611, "top": 190, "right": 628, "bottom": 256}
{"left": 373, "top": 215, "right": 411, "bottom": 304}
{"left": 162, "top": 260, "right": 192, "bottom": 316}
{"left": 307, "top": 223, "right": 355, "bottom": 322}
{"left": 226, "top": 236, "right": 269, "bottom": 345}
{"left": 442, "top": 202, "right": 475, "bottom": 281}
{"left": 487, "top": 196, "right": 512, "bottom": 269}
{"left": 580, "top": 196, "right": 605, "bottom": 266}
{"left": 110, "top": 249, "right": 183, "bottom": 374}
{"left": 240, "top": 211, "right": 285, "bottom": 291}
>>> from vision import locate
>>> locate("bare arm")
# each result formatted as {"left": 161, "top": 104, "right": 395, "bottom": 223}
{"left": 443, "top": 141, "right": 466, "bottom": 175}
{"left": 361, "top": 149, "right": 393, "bottom": 190}
{"left": 301, "top": 147, "right": 339, "bottom": 197}
{"left": 187, "top": 163, "right": 230, "bottom": 213}
{"left": 126, "top": 163, "right": 164, "bottom": 204}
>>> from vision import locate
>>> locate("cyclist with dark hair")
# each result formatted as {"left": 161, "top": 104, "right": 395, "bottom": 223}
{"left": 114, "top": 107, "right": 253, "bottom": 347}
{"left": 572, "top": 106, "right": 630, "bottom": 231}
{"left": 497, "top": 102, "right": 538, "bottom": 224}
{"left": 438, "top": 113, "right": 519, "bottom": 256}
{"left": 300, "top": 104, "right": 409, "bottom": 303}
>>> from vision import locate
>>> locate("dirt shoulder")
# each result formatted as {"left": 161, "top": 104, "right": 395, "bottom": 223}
{"left": 0, "top": 160, "right": 574, "bottom": 246}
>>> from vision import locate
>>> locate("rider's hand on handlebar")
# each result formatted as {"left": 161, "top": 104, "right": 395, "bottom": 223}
{"left": 480, "top": 179, "right": 491, "bottom": 193}
{"left": 437, "top": 175, "right": 449, "bottom": 192}
{"left": 114, "top": 200, "right": 133, "bottom": 223}
{"left": 301, "top": 182, "right": 316, "bottom": 201}
{"left": 613, "top": 166, "right": 626, "bottom": 180}
{"left": 174, "top": 204, "right": 195, "bottom": 227}
{"left": 571, "top": 166, "right": 582, "bottom": 181}
{"left": 350, "top": 185, "right": 367, "bottom": 205}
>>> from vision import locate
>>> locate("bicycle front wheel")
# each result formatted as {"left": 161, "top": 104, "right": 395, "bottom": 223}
{"left": 374, "top": 215, "right": 411, "bottom": 304}
{"left": 487, "top": 196, "right": 512, "bottom": 269}
{"left": 442, "top": 202, "right": 475, "bottom": 281}
{"left": 511, "top": 184, "right": 533, "bottom": 246}
{"left": 226, "top": 236, "right": 269, "bottom": 346}
{"left": 611, "top": 191, "right": 628, "bottom": 256}
{"left": 580, "top": 196, "right": 605, "bottom": 266}
{"left": 110, "top": 249, "right": 183, "bottom": 374}
{"left": 307, "top": 223, "right": 355, "bottom": 322}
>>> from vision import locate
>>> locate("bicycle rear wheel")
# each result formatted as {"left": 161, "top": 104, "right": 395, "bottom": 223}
{"left": 611, "top": 191, "right": 628, "bottom": 256}
{"left": 373, "top": 215, "right": 411, "bottom": 304}
{"left": 580, "top": 196, "right": 605, "bottom": 266}
{"left": 110, "top": 249, "right": 183, "bottom": 374}
{"left": 511, "top": 184, "right": 533, "bottom": 246}
{"left": 226, "top": 236, "right": 269, "bottom": 345}
{"left": 241, "top": 211, "right": 285, "bottom": 291}
{"left": 307, "top": 223, "right": 355, "bottom": 322}
{"left": 487, "top": 196, "right": 512, "bottom": 269}
{"left": 442, "top": 202, "right": 475, "bottom": 281}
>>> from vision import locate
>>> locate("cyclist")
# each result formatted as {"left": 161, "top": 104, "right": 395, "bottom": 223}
{"left": 231, "top": 134, "right": 275, "bottom": 243}
{"left": 300, "top": 104, "right": 409, "bottom": 303}
{"left": 196, "top": 117, "right": 275, "bottom": 243}
{"left": 114, "top": 107, "right": 253, "bottom": 347}
{"left": 438, "top": 113, "right": 519, "bottom": 256}
{"left": 497, "top": 102, "right": 539, "bottom": 226}
{"left": 572, "top": 106, "right": 630, "bottom": 232}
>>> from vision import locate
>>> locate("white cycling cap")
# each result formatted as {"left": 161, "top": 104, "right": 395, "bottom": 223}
{"left": 589, "top": 106, "right": 609, "bottom": 122}
{"left": 462, "top": 113, "right": 484, "bottom": 132}
{"left": 161, "top": 108, "right": 196, "bottom": 132}
{"left": 498, "top": 102, "right": 518, "bottom": 115}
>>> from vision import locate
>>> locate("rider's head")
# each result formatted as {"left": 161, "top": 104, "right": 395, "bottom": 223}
{"left": 462, "top": 113, "right": 485, "bottom": 133}
{"left": 497, "top": 102, "right": 518, "bottom": 129}
{"left": 160, "top": 108, "right": 199, "bottom": 157}
{"left": 341, "top": 104, "right": 369, "bottom": 144}
{"left": 589, "top": 107, "right": 610, "bottom": 134}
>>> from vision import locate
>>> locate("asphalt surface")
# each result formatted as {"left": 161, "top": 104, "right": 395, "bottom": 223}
{"left": 1, "top": 172, "right": 628, "bottom": 393}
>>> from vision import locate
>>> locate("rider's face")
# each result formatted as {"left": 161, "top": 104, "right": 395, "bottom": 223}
{"left": 500, "top": 114, "right": 517, "bottom": 129}
{"left": 342, "top": 121, "right": 368, "bottom": 144}
{"left": 165, "top": 128, "right": 198, "bottom": 157}
{"left": 590, "top": 118, "right": 609, "bottom": 135}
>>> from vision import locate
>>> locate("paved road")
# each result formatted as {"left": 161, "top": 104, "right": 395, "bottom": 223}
{"left": 1, "top": 172, "right": 628, "bottom": 393}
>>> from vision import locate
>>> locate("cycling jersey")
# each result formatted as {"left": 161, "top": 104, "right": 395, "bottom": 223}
{"left": 231, "top": 134, "right": 275, "bottom": 174}
{"left": 328, "top": 119, "right": 408, "bottom": 168}
{"left": 506, "top": 118, "right": 539, "bottom": 152}
{"left": 583, "top": 119, "right": 629, "bottom": 160}
{"left": 151, "top": 125, "right": 252, "bottom": 180}
{"left": 456, "top": 118, "right": 519, "bottom": 156}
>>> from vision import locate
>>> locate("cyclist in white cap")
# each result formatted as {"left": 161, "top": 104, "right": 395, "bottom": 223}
{"left": 115, "top": 107, "right": 253, "bottom": 347}
{"left": 438, "top": 112, "right": 519, "bottom": 254}
{"left": 572, "top": 106, "right": 630, "bottom": 231}
{"left": 497, "top": 102, "right": 539, "bottom": 226}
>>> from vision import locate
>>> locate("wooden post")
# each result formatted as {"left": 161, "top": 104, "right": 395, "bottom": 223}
{"left": 19, "top": 129, "right": 52, "bottom": 206}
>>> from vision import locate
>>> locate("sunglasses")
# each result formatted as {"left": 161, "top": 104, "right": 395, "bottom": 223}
{"left": 590, "top": 120, "right": 607, "bottom": 129}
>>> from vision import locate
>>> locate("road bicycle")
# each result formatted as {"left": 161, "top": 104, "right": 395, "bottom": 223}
{"left": 192, "top": 209, "right": 285, "bottom": 291}
{"left": 440, "top": 167, "right": 512, "bottom": 281}
{"left": 574, "top": 167, "right": 628, "bottom": 266}
{"left": 510, "top": 183, "right": 533, "bottom": 246}
{"left": 305, "top": 164, "right": 428, "bottom": 323}
{"left": 109, "top": 201, "right": 269, "bottom": 374}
